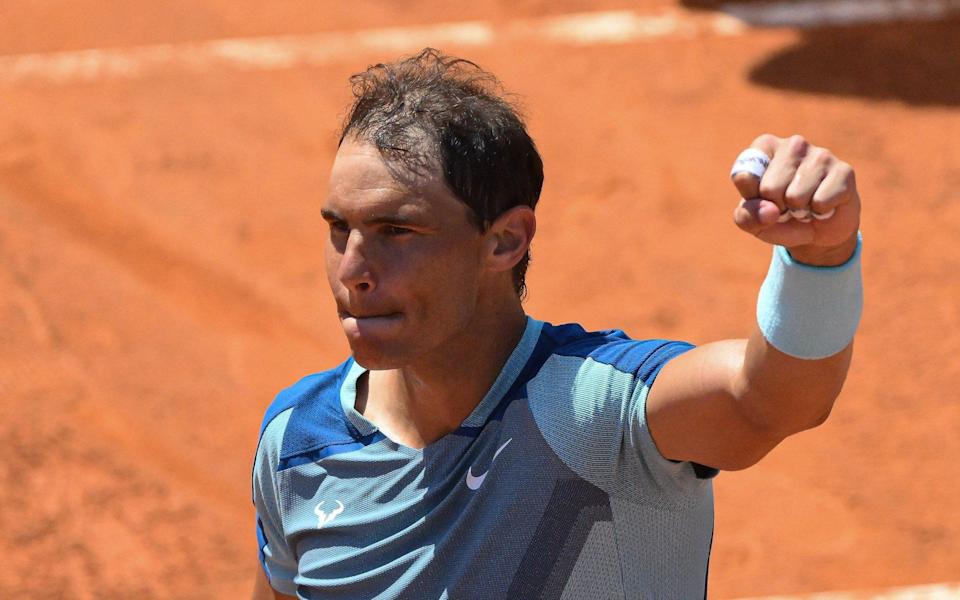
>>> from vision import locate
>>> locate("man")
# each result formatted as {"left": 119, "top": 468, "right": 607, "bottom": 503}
{"left": 252, "top": 49, "right": 862, "bottom": 599}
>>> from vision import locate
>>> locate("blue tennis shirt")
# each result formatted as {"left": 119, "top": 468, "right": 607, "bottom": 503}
{"left": 253, "top": 318, "right": 718, "bottom": 599}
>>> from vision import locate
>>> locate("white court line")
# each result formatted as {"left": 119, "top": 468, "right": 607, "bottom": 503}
{"left": 736, "top": 582, "right": 960, "bottom": 600}
{"left": 1, "top": 0, "right": 960, "bottom": 84}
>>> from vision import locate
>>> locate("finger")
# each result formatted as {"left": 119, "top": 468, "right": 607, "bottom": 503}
{"left": 759, "top": 135, "right": 810, "bottom": 211}
{"left": 749, "top": 133, "right": 780, "bottom": 159}
{"left": 784, "top": 147, "right": 833, "bottom": 211}
{"left": 733, "top": 198, "right": 782, "bottom": 234}
{"left": 732, "top": 171, "right": 761, "bottom": 202}
{"left": 734, "top": 198, "right": 818, "bottom": 246}
{"left": 811, "top": 161, "right": 857, "bottom": 215}
{"left": 730, "top": 134, "right": 780, "bottom": 200}
{"left": 730, "top": 151, "right": 768, "bottom": 200}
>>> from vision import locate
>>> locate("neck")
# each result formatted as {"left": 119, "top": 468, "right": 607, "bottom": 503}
{"left": 359, "top": 302, "right": 527, "bottom": 449}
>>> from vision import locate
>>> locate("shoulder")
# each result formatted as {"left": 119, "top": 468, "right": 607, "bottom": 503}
{"left": 525, "top": 322, "right": 707, "bottom": 497}
{"left": 258, "top": 361, "right": 352, "bottom": 438}
{"left": 256, "top": 359, "right": 361, "bottom": 470}
{"left": 536, "top": 321, "right": 695, "bottom": 386}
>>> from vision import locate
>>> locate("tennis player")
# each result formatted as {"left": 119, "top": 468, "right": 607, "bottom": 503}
{"left": 251, "top": 49, "right": 862, "bottom": 599}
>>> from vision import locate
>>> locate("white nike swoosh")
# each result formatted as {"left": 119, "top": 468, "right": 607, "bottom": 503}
{"left": 465, "top": 438, "right": 512, "bottom": 491}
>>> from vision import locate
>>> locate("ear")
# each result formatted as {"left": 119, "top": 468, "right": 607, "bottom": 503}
{"left": 483, "top": 206, "right": 536, "bottom": 273}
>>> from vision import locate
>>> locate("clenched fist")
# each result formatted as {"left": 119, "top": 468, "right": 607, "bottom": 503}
{"left": 731, "top": 134, "right": 861, "bottom": 266}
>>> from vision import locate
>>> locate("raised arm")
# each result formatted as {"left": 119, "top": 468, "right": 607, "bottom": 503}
{"left": 646, "top": 134, "right": 862, "bottom": 471}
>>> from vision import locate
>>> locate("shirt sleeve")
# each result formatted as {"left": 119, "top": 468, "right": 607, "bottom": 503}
{"left": 252, "top": 409, "right": 299, "bottom": 596}
{"left": 624, "top": 340, "right": 719, "bottom": 493}
{"left": 528, "top": 338, "right": 712, "bottom": 505}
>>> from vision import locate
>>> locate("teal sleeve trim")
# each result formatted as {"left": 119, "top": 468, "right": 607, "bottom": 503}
{"left": 756, "top": 232, "right": 863, "bottom": 359}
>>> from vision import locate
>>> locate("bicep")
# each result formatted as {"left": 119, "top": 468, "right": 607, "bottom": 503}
{"left": 252, "top": 567, "right": 297, "bottom": 600}
{"left": 645, "top": 338, "right": 780, "bottom": 471}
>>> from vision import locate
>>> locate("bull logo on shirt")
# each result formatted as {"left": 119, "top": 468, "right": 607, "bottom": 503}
{"left": 314, "top": 500, "right": 345, "bottom": 529}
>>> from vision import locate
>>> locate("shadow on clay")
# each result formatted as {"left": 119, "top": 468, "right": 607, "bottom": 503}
{"left": 681, "top": 1, "right": 960, "bottom": 106}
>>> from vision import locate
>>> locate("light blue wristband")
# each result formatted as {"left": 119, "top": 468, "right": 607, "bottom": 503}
{"left": 756, "top": 232, "right": 864, "bottom": 359}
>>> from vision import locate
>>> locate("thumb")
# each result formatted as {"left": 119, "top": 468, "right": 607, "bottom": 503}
{"left": 733, "top": 198, "right": 782, "bottom": 234}
{"left": 732, "top": 171, "right": 761, "bottom": 201}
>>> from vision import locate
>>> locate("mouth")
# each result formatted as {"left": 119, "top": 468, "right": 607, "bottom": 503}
{"left": 338, "top": 310, "right": 403, "bottom": 340}
{"left": 338, "top": 310, "right": 401, "bottom": 321}
{"left": 337, "top": 310, "right": 404, "bottom": 335}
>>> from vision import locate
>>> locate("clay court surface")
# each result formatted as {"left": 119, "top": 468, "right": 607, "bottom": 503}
{"left": 1, "top": 1, "right": 958, "bottom": 598}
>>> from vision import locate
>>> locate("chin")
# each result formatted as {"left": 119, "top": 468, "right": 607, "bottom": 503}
{"left": 346, "top": 339, "right": 414, "bottom": 371}
{"left": 351, "top": 354, "right": 402, "bottom": 371}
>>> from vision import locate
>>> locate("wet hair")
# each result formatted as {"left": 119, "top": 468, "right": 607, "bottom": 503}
{"left": 340, "top": 48, "right": 544, "bottom": 300}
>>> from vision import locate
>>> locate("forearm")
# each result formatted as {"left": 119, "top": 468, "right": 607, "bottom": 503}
{"left": 733, "top": 237, "right": 862, "bottom": 438}
{"left": 734, "top": 327, "right": 852, "bottom": 439}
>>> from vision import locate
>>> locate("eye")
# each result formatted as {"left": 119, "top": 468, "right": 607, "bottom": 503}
{"left": 327, "top": 219, "right": 349, "bottom": 233}
{"left": 383, "top": 225, "right": 414, "bottom": 236}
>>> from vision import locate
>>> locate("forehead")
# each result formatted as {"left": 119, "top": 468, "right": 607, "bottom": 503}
{"left": 325, "top": 139, "right": 471, "bottom": 224}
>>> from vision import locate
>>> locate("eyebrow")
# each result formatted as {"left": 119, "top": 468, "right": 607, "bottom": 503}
{"left": 320, "top": 208, "right": 425, "bottom": 228}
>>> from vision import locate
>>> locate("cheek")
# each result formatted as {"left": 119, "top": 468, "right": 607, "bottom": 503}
{"left": 323, "top": 246, "right": 341, "bottom": 289}
{"left": 419, "top": 239, "right": 479, "bottom": 283}
{"left": 414, "top": 249, "right": 483, "bottom": 314}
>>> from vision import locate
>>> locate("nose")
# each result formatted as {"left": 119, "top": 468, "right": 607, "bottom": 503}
{"left": 336, "top": 230, "right": 375, "bottom": 292}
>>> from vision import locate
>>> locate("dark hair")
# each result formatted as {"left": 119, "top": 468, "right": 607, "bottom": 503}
{"left": 339, "top": 48, "right": 544, "bottom": 300}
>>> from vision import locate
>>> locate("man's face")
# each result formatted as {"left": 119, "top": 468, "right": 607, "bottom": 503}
{"left": 322, "top": 138, "right": 487, "bottom": 369}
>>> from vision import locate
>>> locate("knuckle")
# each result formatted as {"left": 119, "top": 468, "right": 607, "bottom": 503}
{"left": 732, "top": 214, "right": 751, "bottom": 232}
{"left": 732, "top": 207, "right": 744, "bottom": 225}
{"left": 732, "top": 203, "right": 748, "bottom": 221}
{"left": 837, "top": 161, "right": 855, "bottom": 181}
{"left": 787, "top": 134, "right": 809, "bottom": 153}
{"left": 752, "top": 133, "right": 778, "bottom": 148}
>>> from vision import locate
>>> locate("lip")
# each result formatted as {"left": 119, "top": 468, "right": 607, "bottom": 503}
{"left": 338, "top": 310, "right": 403, "bottom": 333}
{"left": 338, "top": 310, "right": 401, "bottom": 320}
